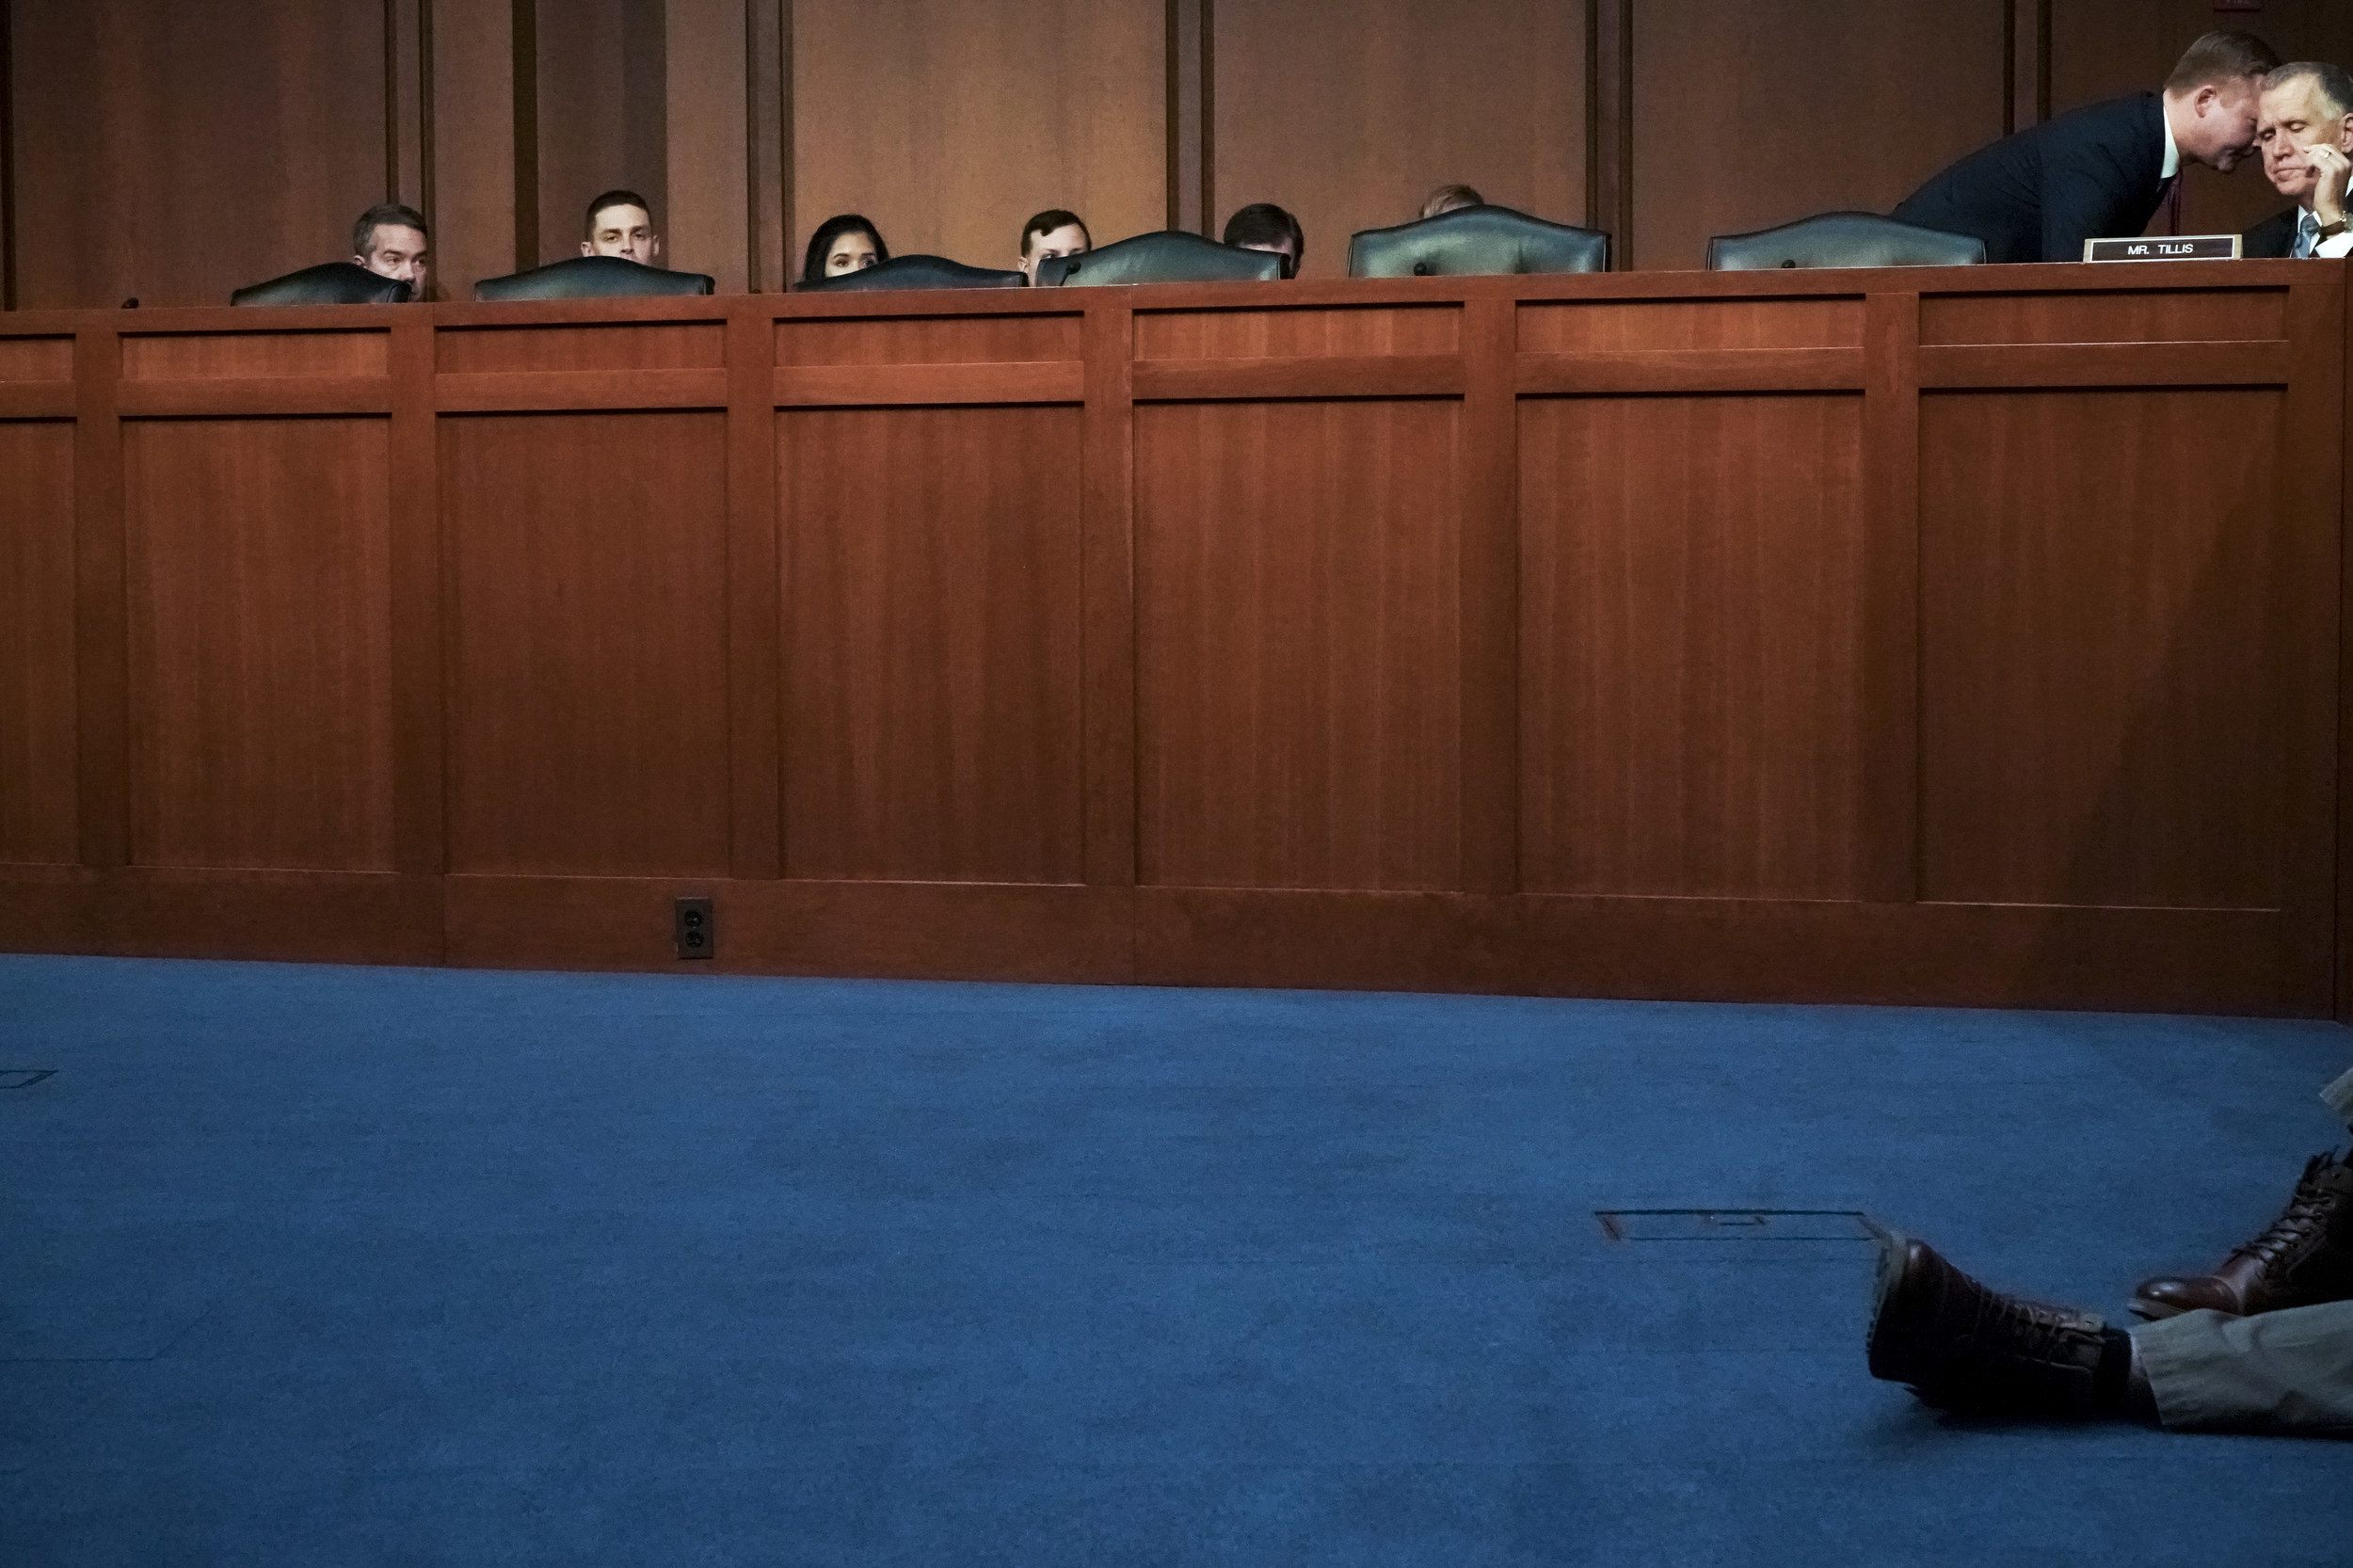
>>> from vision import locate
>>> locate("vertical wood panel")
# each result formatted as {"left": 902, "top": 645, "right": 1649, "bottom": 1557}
{"left": 11, "top": 0, "right": 388, "bottom": 307}
{"left": 777, "top": 405, "right": 1085, "bottom": 883}
{"left": 1215, "top": 0, "right": 1585, "bottom": 279}
{"left": 445, "top": 411, "right": 731, "bottom": 875}
{"left": 433, "top": 0, "right": 518, "bottom": 296}
{"left": 2340, "top": 264, "right": 2353, "bottom": 1021}
{"left": 392, "top": 0, "right": 427, "bottom": 214}
{"left": 1586, "top": 0, "right": 1633, "bottom": 247}
{"left": 388, "top": 319, "right": 443, "bottom": 878}
{"left": 1459, "top": 298, "right": 1518, "bottom": 894}
{"left": 510, "top": 0, "right": 537, "bottom": 270}
{"left": 1081, "top": 302, "right": 1139, "bottom": 888}
{"left": 1167, "top": 0, "right": 1208, "bottom": 235}
{"left": 791, "top": 0, "right": 1164, "bottom": 277}
{"left": 667, "top": 0, "right": 750, "bottom": 292}
{"left": 2277, "top": 276, "right": 2344, "bottom": 1012}
{"left": 534, "top": 0, "right": 668, "bottom": 272}
{"left": 745, "top": 0, "right": 786, "bottom": 291}
{"left": 124, "top": 418, "right": 394, "bottom": 872}
{"left": 72, "top": 329, "right": 127, "bottom": 868}
{"left": 727, "top": 309, "right": 781, "bottom": 877}
{"left": 1630, "top": 0, "right": 2006, "bottom": 271}
{"left": 1136, "top": 399, "right": 1464, "bottom": 891}
{"left": 1920, "top": 388, "right": 2287, "bottom": 908}
{"left": 0, "top": 421, "right": 76, "bottom": 863}
{"left": 1519, "top": 395, "right": 1868, "bottom": 899}
{"left": 1861, "top": 291, "right": 1921, "bottom": 903}
{"left": 2, "top": 0, "right": 19, "bottom": 310}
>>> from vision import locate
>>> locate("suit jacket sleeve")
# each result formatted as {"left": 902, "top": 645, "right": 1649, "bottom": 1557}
{"left": 2040, "top": 132, "right": 2143, "bottom": 263}
{"left": 2242, "top": 209, "right": 2297, "bottom": 259}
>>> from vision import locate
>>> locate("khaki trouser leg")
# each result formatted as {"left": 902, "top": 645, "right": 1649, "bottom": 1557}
{"left": 2119, "top": 1064, "right": 2353, "bottom": 1433}
{"left": 2134, "top": 1303, "right": 2353, "bottom": 1432}
{"left": 2323, "top": 1064, "right": 2353, "bottom": 1133}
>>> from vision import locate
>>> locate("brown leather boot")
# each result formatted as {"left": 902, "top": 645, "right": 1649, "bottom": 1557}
{"left": 2129, "top": 1152, "right": 2353, "bottom": 1321}
{"left": 1867, "top": 1231, "right": 2109, "bottom": 1417}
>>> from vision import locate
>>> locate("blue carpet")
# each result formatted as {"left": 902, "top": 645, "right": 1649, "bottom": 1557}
{"left": 3, "top": 954, "right": 2350, "bottom": 1566}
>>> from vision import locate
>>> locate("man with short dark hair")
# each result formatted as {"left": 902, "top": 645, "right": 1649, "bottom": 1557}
{"left": 1893, "top": 30, "right": 2279, "bottom": 263}
{"left": 1223, "top": 202, "right": 1304, "bottom": 278}
{"left": 1017, "top": 209, "right": 1090, "bottom": 285}
{"left": 582, "top": 190, "right": 662, "bottom": 264}
{"left": 2245, "top": 62, "right": 2353, "bottom": 258}
{"left": 352, "top": 203, "right": 429, "bottom": 296}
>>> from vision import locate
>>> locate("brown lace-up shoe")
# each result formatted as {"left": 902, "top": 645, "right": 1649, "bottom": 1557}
{"left": 2129, "top": 1153, "right": 2353, "bottom": 1321}
{"left": 1866, "top": 1232, "right": 2108, "bottom": 1417}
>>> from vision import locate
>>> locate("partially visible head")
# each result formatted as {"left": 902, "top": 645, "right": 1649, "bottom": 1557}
{"left": 1018, "top": 209, "right": 1090, "bottom": 284}
{"left": 1222, "top": 203, "right": 1304, "bottom": 278}
{"left": 1419, "top": 184, "right": 1483, "bottom": 220}
{"left": 2162, "top": 30, "right": 2282, "bottom": 171}
{"left": 582, "top": 189, "right": 661, "bottom": 264}
{"left": 802, "top": 214, "right": 888, "bottom": 283}
{"left": 352, "top": 203, "right": 429, "bottom": 295}
{"left": 2257, "top": 62, "right": 2353, "bottom": 201}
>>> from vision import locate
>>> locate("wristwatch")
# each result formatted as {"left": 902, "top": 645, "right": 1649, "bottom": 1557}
{"left": 2320, "top": 218, "right": 2350, "bottom": 240}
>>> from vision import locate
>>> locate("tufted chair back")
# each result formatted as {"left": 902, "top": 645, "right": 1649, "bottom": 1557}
{"left": 231, "top": 262, "right": 412, "bottom": 306}
{"left": 797, "top": 255, "right": 1027, "bottom": 292}
{"left": 1038, "top": 232, "right": 1284, "bottom": 286}
{"left": 1347, "top": 206, "right": 1609, "bottom": 278}
{"left": 473, "top": 255, "right": 717, "bottom": 301}
{"left": 1705, "top": 212, "right": 1987, "bottom": 270}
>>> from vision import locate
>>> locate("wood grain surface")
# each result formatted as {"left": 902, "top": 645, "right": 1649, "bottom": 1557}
{"left": 0, "top": 260, "right": 2341, "bottom": 1017}
{"left": 442, "top": 410, "right": 731, "bottom": 875}
{"left": 1520, "top": 393, "right": 1868, "bottom": 898}
{"left": 1629, "top": 1, "right": 2008, "bottom": 271}
{"left": 790, "top": 0, "right": 1165, "bottom": 273}
{"left": 8, "top": 0, "right": 388, "bottom": 308}
{"left": 12, "top": 3, "right": 2353, "bottom": 307}
{"left": 122, "top": 417, "right": 395, "bottom": 871}
{"left": 1136, "top": 398, "right": 1465, "bottom": 891}
{"left": 1920, "top": 387, "right": 2288, "bottom": 908}
{"left": 777, "top": 405, "right": 1085, "bottom": 883}
{"left": 0, "top": 421, "right": 79, "bottom": 864}
{"left": 1213, "top": 0, "right": 1585, "bottom": 279}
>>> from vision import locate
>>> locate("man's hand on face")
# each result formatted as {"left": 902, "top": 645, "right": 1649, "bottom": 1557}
{"left": 2306, "top": 142, "right": 2351, "bottom": 224}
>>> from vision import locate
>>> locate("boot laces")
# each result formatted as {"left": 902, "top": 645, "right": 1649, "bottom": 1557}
{"left": 2229, "top": 1156, "right": 2345, "bottom": 1269}
{"left": 1974, "top": 1284, "right": 2093, "bottom": 1361}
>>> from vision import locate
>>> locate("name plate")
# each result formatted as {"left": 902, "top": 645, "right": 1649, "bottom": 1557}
{"left": 2082, "top": 234, "right": 2242, "bottom": 262}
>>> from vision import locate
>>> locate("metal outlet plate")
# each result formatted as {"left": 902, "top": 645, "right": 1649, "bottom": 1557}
{"left": 673, "top": 897, "right": 715, "bottom": 960}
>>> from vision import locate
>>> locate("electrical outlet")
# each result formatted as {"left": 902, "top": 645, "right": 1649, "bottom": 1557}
{"left": 673, "top": 897, "right": 715, "bottom": 960}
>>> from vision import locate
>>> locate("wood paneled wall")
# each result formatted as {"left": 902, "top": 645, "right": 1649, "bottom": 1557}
{"left": 0, "top": 264, "right": 2343, "bottom": 1011}
{"left": 8, "top": 0, "right": 2353, "bottom": 305}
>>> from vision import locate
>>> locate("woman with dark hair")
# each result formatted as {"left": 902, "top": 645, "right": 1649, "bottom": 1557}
{"left": 800, "top": 215, "right": 888, "bottom": 285}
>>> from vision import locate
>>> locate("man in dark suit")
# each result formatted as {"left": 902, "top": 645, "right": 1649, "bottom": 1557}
{"left": 1893, "top": 31, "right": 2278, "bottom": 264}
{"left": 2243, "top": 62, "right": 2353, "bottom": 259}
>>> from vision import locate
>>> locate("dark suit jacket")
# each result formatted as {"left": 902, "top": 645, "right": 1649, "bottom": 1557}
{"left": 2244, "top": 207, "right": 2299, "bottom": 258}
{"left": 1893, "top": 93, "right": 2169, "bottom": 264}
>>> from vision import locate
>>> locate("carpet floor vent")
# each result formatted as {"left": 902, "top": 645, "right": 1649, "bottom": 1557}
{"left": 1595, "top": 1208, "right": 1875, "bottom": 1241}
